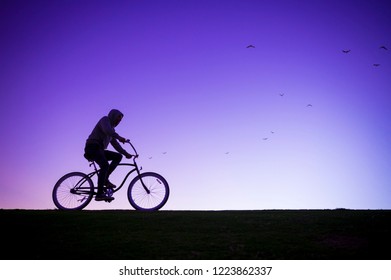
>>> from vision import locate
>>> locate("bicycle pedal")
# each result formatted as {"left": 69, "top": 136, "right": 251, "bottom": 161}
{"left": 105, "top": 188, "right": 114, "bottom": 197}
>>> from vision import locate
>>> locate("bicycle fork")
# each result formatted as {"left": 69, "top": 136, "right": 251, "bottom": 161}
{"left": 136, "top": 168, "right": 151, "bottom": 194}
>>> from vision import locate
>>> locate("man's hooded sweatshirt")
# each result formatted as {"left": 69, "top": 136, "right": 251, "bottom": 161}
{"left": 86, "top": 109, "right": 127, "bottom": 155}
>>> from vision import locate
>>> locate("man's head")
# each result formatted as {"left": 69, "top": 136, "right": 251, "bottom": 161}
{"left": 108, "top": 109, "right": 124, "bottom": 127}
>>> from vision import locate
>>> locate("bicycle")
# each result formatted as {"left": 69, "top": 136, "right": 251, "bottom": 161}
{"left": 52, "top": 140, "right": 170, "bottom": 211}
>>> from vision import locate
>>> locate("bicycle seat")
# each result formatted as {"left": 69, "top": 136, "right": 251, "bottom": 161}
{"left": 84, "top": 153, "right": 94, "bottom": 162}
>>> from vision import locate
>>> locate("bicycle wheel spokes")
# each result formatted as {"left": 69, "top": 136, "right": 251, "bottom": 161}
{"left": 52, "top": 172, "right": 94, "bottom": 210}
{"left": 128, "top": 172, "right": 169, "bottom": 211}
{"left": 133, "top": 179, "right": 164, "bottom": 206}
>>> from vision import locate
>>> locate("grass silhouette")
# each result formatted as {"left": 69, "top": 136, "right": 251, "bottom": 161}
{"left": 1, "top": 209, "right": 390, "bottom": 259}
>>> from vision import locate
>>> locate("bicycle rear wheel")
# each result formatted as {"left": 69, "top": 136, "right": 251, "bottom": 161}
{"left": 127, "top": 172, "right": 169, "bottom": 211}
{"left": 52, "top": 172, "right": 94, "bottom": 210}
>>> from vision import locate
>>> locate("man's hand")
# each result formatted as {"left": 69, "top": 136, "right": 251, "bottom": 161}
{"left": 119, "top": 136, "right": 127, "bottom": 144}
{"left": 125, "top": 152, "right": 132, "bottom": 159}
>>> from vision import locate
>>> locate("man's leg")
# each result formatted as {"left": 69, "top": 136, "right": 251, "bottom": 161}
{"left": 85, "top": 145, "right": 109, "bottom": 195}
{"left": 90, "top": 150, "right": 109, "bottom": 195}
{"left": 104, "top": 150, "right": 123, "bottom": 176}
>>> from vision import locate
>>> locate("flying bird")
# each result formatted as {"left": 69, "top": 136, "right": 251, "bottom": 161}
{"left": 225, "top": 152, "right": 230, "bottom": 154}
{"left": 279, "top": 93, "right": 285, "bottom": 97}
{"left": 148, "top": 157, "right": 152, "bottom": 159}
{"left": 246, "top": 45, "right": 255, "bottom": 48}
{"left": 306, "top": 104, "right": 313, "bottom": 107}
{"left": 373, "top": 63, "right": 380, "bottom": 67}
{"left": 262, "top": 138, "right": 268, "bottom": 140}
{"left": 162, "top": 152, "right": 167, "bottom": 154}
{"left": 342, "top": 49, "right": 351, "bottom": 53}
{"left": 380, "top": 45, "right": 388, "bottom": 50}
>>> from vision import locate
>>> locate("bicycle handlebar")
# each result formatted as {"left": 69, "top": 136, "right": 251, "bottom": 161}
{"left": 124, "top": 139, "right": 139, "bottom": 158}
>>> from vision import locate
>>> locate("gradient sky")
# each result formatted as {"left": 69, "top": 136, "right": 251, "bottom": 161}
{"left": 1, "top": 0, "right": 390, "bottom": 210}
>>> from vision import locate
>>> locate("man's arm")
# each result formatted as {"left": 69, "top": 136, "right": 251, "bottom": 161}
{"left": 100, "top": 117, "right": 128, "bottom": 143}
{"left": 111, "top": 138, "right": 132, "bottom": 158}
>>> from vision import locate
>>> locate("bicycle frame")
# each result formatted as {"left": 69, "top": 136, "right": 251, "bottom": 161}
{"left": 81, "top": 140, "right": 150, "bottom": 195}
{"left": 86, "top": 161, "right": 141, "bottom": 194}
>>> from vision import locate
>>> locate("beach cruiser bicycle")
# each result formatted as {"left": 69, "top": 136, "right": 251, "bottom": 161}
{"left": 52, "top": 140, "right": 169, "bottom": 211}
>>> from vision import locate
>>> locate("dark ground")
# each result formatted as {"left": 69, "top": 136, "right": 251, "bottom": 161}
{"left": 1, "top": 209, "right": 390, "bottom": 260}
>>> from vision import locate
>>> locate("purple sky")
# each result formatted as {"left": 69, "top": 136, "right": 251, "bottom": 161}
{"left": 1, "top": 0, "right": 390, "bottom": 210}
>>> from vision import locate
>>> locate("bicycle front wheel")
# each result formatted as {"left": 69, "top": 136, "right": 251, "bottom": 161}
{"left": 127, "top": 172, "right": 170, "bottom": 211}
{"left": 52, "top": 172, "right": 94, "bottom": 210}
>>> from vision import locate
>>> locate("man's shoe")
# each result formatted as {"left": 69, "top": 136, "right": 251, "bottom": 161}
{"left": 95, "top": 194, "right": 115, "bottom": 202}
{"left": 105, "top": 180, "right": 117, "bottom": 189}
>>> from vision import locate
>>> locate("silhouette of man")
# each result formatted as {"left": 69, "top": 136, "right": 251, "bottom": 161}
{"left": 84, "top": 109, "right": 132, "bottom": 201}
